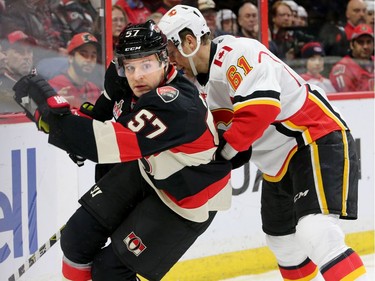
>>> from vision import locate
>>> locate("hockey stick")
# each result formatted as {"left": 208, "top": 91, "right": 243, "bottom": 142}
{"left": 8, "top": 224, "right": 66, "bottom": 281}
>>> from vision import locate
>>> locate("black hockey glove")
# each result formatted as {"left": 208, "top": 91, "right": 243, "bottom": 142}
{"left": 216, "top": 129, "right": 252, "bottom": 169}
{"left": 13, "top": 74, "right": 71, "bottom": 133}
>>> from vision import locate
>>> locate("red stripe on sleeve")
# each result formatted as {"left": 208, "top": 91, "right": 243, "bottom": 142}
{"left": 225, "top": 104, "right": 280, "bottom": 151}
{"left": 112, "top": 122, "right": 143, "bottom": 161}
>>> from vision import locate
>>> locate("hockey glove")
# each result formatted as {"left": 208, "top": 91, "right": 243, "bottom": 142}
{"left": 216, "top": 129, "right": 252, "bottom": 169}
{"left": 13, "top": 74, "right": 71, "bottom": 133}
{"left": 71, "top": 101, "right": 95, "bottom": 119}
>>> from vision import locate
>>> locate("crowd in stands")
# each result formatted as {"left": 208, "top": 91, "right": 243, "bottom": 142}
{"left": 0, "top": 0, "right": 374, "bottom": 114}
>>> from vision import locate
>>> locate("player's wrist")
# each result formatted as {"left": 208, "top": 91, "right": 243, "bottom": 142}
{"left": 220, "top": 142, "right": 238, "bottom": 160}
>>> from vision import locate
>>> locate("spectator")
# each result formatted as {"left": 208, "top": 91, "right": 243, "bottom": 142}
{"left": 53, "top": 0, "right": 97, "bottom": 46}
{"left": 365, "top": 0, "right": 374, "bottom": 27}
{"left": 282, "top": 0, "right": 298, "bottom": 26}
{"left": 0, "top": 0, "right": 4, "bottom": 14}
{"left": 3, "top": 31, "right": 35, "bottom": 85}
{"left": 1, "top": 0, "right": 66, "bottom": 59}
{"left": 300, "top": 42, "right": 336, "bottom": 93}
{"left": 77, "top": 0, "right": 99, "bottom": 24}
{"left": 236, "top": 2, "right": 280, "bottom": 58}
{"left": 216, "top": 9, "right": 238, "bottom": 36}
{"left": 0, "top": 41, "right": 20, "bottom": 113}
{"left": 147, "top": 11, "right": 164, "bottom": 24}
{"left": 198, "top": 0, "right": 226, "bottom": 39}
{"left": 48, "top": 32, "right": 101, "bottom": 108}
{"left": 296, "top": 5, "right": 308, "bottom": 27}
{"left": 318, "top": 10, "right": 349, "bottom": 57}
{"left": 270, "top": 1, "right": 294, "bottom": 59}
{"left": 0, "top": 31, "right": 35, "bottom": 113}
{"left": 344, "top": 0, "right": 367, "bottom": 40}
{"left": 112, "top": 5, "right": 128, "bottom": 49}
{"left": 155, "top": 0, "right": 182, "bottom": 15}
{"left": 237, "top": 2, "right": 258, "bottom": 39}
{"left": 330, "top": 24, "right": 374, "bottom": 92}
{"left": 115, "top": 0, "right": 151, "bottom": 24}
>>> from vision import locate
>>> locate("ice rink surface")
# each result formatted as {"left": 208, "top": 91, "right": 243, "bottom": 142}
{"left": 221, "top": 254, "right": 374, "bottom": 281}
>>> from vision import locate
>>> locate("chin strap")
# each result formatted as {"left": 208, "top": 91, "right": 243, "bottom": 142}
{"left": 188, "top": 56, "right": 198, "bottom": 76}
{"left": 177, "top": 36, "right": 201, "bottom": 77}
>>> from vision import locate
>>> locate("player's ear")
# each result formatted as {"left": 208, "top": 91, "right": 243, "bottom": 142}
{"left": 184, "top": 34, "right": 198, "bottom": 51}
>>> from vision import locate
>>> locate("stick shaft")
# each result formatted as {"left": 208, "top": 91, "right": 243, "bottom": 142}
{"left": 8, "top": 224, "right": 66, "bottom": 281}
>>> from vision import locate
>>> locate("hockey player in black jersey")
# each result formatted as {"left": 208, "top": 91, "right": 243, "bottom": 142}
{"left": 13, "top": 20, "right": 232, "bottom": 281}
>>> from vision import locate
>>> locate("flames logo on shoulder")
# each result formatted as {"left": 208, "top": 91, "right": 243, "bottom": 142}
{"left": 156, "top": 86, "right": 179, "bottom": 103}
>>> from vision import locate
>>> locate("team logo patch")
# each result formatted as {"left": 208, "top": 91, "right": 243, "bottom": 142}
{"left": 332, "top": 64, "right": 346, "bottom": 75}
{"left": 156, "top": 86, "right": 179, "bottom": 103}
{"left": 113, "top": 100, "right": 124, "bottom": 120}
{"left": 123, "top": 232, "right": 147, "bottom": 256}
{"left": 214, "top": 46, "right": 233, "bottom": 67}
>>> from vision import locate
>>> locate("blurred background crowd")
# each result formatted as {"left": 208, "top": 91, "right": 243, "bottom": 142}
{"left": 0, "top": 0, "right": 374, "bottom": 114}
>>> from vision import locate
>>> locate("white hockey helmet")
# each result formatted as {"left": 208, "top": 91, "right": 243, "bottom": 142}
{"left": 158, "top": 5, "right": 210, "bottom": 58}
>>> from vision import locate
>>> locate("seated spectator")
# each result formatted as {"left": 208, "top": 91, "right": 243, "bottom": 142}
{"left": 282, "top": 0, "right": 298, "bottom": 26}
{"left": 147, "top": 12, "right": 164, "bottom": 24}
{"left": 155, "top": 0, "right": 182, "bottom": 15}
{"left": 48, "top": 32, "right": 102, "bottom": 108}
{"left": 198, "top": 0, "right": 226, "bottom": 39}
{"left": 0, "top": 31, "right": 36, "bottom": 113}
{"left": 318, "top": 10, "right": 349, "bottom": 57}
{"left": 216, "top": 9, "right": 238, "bottom": 36}
{"left": 365, "top": 0, "right": 374, "bottom": 27}
{"left": 344, "top": 0, "right": 367, "bottom": 40}
{"left": 300, "top": 42, "right": 336, "bottom": 93}
{"left": 77, "top": 0, "right": 99, "bottom": 24}
{"left": 115, "top": 0, "right": 151, "bottom": 24}
{"left": 1, "top": 0, "right": 66, "bottom": 59}
{"left": 0, "top": 0, "right": 4, "bottom": 14}
{"left": 112, "top": 4, "right": 128, "bottom": 49}
{"left": 53, "top": 0, "right": 97, "bottom": 46}
{"left": 237, "top": 2, "right": 258, "bottom": 39}
{"left": 296, "top": 5, "right": 308, "bottom": 27}
{"left": 270, "top": 1, "right": 295, "bottom": 59}
{"left": 3, "top": 31, "right": 36, "bottom": 84}
{"left": 329, "top": 24, "right": 374, "bottom": 92}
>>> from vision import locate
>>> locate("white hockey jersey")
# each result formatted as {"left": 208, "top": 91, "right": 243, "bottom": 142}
{"left": 199, "top": 35, "right": 348, "bottom": 180}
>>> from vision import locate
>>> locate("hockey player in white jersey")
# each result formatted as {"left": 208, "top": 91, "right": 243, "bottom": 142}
{"left": 158, "top": 5, "right": 368, "bottom": 281}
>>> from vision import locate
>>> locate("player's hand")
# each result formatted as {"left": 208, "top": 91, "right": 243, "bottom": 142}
{"left": 13, "top": 74, "right": 71, "bottom": 133}
{"left": 215, "top": 129, "right": 251, "bottom": 169}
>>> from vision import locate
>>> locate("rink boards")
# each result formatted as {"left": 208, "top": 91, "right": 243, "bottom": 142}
{"left": 0, "top": 94, "right": 374, "bottom": 280}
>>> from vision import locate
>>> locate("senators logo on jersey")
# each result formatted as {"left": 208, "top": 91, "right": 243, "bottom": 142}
{"left": 156, "top": 86, "right": 179, "bottom": 103}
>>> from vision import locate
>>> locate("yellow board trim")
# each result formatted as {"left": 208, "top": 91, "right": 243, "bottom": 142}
{"left": 139, "top": 230, "right": 374, "bottom": 281}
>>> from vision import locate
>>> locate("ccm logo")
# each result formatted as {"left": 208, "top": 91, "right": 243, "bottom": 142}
{"left": 125, "top": 46, "right": 141, "bottom": 51}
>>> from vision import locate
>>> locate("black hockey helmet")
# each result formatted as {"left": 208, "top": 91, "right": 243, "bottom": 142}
{"left": 115, "top": 20, "right": 168, "bottom": 60}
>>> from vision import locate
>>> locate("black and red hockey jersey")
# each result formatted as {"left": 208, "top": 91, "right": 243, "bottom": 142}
{"left": 48, "top": 65, "right": 232, "bottom": 222}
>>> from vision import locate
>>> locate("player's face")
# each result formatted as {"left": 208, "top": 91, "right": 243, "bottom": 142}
{"left": 123, "top": 54, "right": 165, "bottom": 97}
{"left": 351, "top": 35, "right": 374, "bottom": 59}
{"left": 166, "top": 41, "right": 194, "bottom": 77}
{"left": 306, "top": 55, "right": 324, "bottom": 77}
